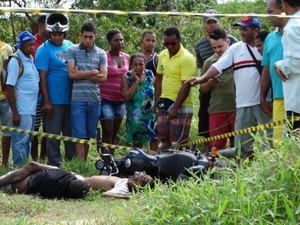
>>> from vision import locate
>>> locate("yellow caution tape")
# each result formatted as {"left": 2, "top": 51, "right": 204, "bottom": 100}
{"left": 181, "top": 116, "right": 300, "bottom": 147}
{"left": 0, "top": 7, "right": 299, "bottom": 18}
{"left": 0, "top": 125, "right": 132, "bottom": 151}
{"left": 1, "top": 116, "right": 299, "bottom": 150}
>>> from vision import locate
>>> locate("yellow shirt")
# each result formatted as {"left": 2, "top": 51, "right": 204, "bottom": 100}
{"left": 0, "top": 41, "right": 13, "bottom": 100}
{"left": 157, "top": 45, "right": 196, "bottom": 106}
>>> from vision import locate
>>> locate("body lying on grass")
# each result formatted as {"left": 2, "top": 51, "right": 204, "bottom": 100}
{"left": 0, "top": 162, "right": 153, "bottom": 199}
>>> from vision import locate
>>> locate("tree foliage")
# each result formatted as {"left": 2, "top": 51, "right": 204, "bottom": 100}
{"left": 0, "top": 0, "right": 269, "bottom": 55}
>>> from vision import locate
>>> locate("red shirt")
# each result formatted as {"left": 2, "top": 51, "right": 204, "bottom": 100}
{"left": 33, "top": 33, "right": 44, "bottom": 59}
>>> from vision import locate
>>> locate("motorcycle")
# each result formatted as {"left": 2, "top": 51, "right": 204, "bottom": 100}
{"left": 95, "top": 130, "right": 222, "bottom": 181}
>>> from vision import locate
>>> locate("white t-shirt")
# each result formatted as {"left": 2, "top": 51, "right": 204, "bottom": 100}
{"left": 213, "top": 41, "right": 261, "bottom": 109}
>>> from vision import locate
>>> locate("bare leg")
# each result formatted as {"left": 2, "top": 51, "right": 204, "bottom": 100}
{"left": 76, "top": 143, "right": 89, "bottom": 161}
{"left": 101, "top": 119, "right": 114, "bottom": 144}
{"left": 101, "top": 119, "right": 114, "bottom": 154}
{"left": 84, "top": 144, "right": 89, "bottom": 161}
{"left": 0, "top": 162, "right": 58, "bottom": 187}
{"left": 1, "top": 136, "right": 11, "bottom": 167}
{"left": 112, "top": 118, "right": 123, "bottom": 144}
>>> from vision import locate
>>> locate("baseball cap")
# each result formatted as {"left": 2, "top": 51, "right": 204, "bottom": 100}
{"left": 234, "top": 16, "right": 261, "bottom": 28}
{"left": 203, "top": 9, "right": 219, "bottom": 23}
{"left": 13, "top": 31, "right": 36, "bottom": 47}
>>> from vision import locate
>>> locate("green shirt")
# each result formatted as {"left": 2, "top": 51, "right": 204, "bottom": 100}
{"left": 201, "top": 53, "right": 235, "bottom": 114}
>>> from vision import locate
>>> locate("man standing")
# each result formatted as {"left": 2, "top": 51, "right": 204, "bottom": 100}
{"left": 6, "top": 31, "right": 39, "bottom": 167}
{"left": 199, "top": 28, "right": 236, "bottom": 149}
{"left": 31, "top": 14, "right": 48, "bottom": 161}
{"left": 155, "top": 27, "right": 196, "bottom": 150}
{"left": 260, "top": 0, "right": 288, "bottom": 145}
{"left": 66, "top": 22, "right": 107, "bottom": 161}
{"left": 0, "top": 40, "right": 13, "bottom": 167}
{"left": 35, "top": 13, "right": 74, "bottom": 167}
{"left": 195, "top": 9, "right": 238, "bottom": 141}
{"left": 275, "top": 0, "right": 300, "bottom": 130}
{"left": 176, "top": 16, "right": 271, "bottom": 156}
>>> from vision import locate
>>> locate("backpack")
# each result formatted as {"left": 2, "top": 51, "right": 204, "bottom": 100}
{"left": 1, "top": 54, "right": 24, "bottom": 95}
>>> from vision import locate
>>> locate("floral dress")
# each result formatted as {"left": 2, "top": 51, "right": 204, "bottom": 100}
{"left": 125, "top": 69, "right": 157, "bottom": 145}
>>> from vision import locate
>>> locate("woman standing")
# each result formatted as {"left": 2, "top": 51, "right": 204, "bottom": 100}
{"left": 100, "top": 29, "right": 129, "bottom": 151}
{"left": 121, "top": 53, "right": 157, "bottom": 151}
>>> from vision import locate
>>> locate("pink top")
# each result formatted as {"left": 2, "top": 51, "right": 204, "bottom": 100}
{"left": 100, "top": 51, "right": 130, "bottom": 102}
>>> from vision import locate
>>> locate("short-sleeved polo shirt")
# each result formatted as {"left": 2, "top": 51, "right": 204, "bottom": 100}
{"left": 157, "top": 45, "right": 196, "bottom": 106}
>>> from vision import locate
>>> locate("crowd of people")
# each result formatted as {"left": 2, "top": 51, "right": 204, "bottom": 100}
{"left": 0, "top": 0, "right": 299, "bottom": 169}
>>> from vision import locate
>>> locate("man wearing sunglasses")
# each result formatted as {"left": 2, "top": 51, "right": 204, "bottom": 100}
{"left": 155, "top": 27, "right": 196, "bottom": 150}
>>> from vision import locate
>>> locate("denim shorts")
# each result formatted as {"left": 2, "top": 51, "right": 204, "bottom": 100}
{"left": 71, "top": 101, "right": 100, "bottom": 138}
{"left": 0, "top": 99, "right": 12, "bottom": 136}
{"left": 100, "top": 99, "right": 126, "bottom": 120}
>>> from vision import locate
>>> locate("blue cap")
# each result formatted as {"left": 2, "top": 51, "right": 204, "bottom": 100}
{"left": 13, "top": 31, "right": 36, "bottom": 47}
{"left": 234, "top": 16, "right": 261, "bottom": 28}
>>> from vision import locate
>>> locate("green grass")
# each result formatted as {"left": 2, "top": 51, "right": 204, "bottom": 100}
{"left": 1, "top": 137, "right": 300, "bottom": 224}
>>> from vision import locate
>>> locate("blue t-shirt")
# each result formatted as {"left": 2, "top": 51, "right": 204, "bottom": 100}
{"left": 35, "top": 40, "right": 73, "bottom": 104}
{"left": 262, "top": 29, "right": 284, "bottom": 100}
{"left": 6, "top": 49, "right": 39, "bottom": 115}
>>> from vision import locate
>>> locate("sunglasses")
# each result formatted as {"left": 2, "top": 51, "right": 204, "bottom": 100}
{"left": 163, "top": 42, "right": 177, "bottom": 47}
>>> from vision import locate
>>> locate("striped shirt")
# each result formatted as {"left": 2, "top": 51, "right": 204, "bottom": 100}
{"left": 213, "top": 41, "right": 261, "bottom": 108}
{"left": 66, "top": 43, "right": 107, "bottom": 102}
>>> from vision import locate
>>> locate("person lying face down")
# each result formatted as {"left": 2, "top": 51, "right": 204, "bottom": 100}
{"left": 0, "top": 162, "right": 154, "bottom": 199}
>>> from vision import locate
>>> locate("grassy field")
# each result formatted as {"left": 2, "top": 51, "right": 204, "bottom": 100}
{"left": 1, "top": 88, "right": 300, "bottom": 224}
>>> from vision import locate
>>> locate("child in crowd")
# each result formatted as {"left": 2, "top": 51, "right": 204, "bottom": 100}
{"left": 255, "top": 30, "right": 269, "bottom": 55}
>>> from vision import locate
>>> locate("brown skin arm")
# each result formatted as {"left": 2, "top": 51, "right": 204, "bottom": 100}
{"left": 168, "top": 66, "right": 219, "bottom": 119}
{"left": 88, "top": 66, "right": 108, "bottom": 83}
{"left": 6, "top": 85, "right": 19, "bottom": 126}
{"left": 275, "top": 66, "right": 288, "bottom": 82}
{"left": 121, "top": 73, "right": 139, "bottom": 101}
{"left": 154, "top": 73, "right": 163, "bottom": 108}
{"left": 200, "top": 76, "right": 219, "bottom": 93}
{"left": 168, "top": 81, "right": 191, "bottom": 120}
{"left": 39, "top": 70, "right": 53, "bottom": 117}
{"left": 67, "top": 61, "right": 101, "bottom": 80}
{"left": 83, "top": 175, "right": 120, "bottom": 191}
{"left": 190, "top": 66, "right": 220, "bottom": 86}
{"left": 260, "top": 66, "right": 273, "bottom": 117}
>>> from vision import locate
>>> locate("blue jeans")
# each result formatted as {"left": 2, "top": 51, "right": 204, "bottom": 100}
{"left": 71, "top": 101, "right": 100, "bottom": 138}
{"left": 12, "top": 115, "right": 35, "bottom": 167}
{"left": 100, "top": 99, "right": 125, "bottom": 120}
